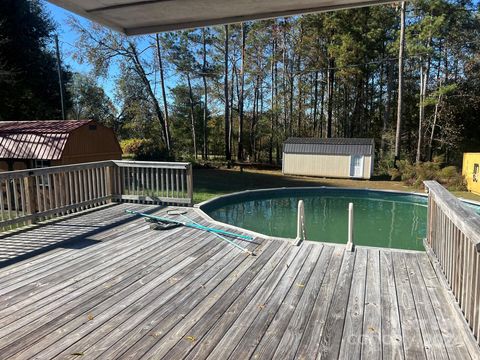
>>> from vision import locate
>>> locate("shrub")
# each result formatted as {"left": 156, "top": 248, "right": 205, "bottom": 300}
{"left": 120, "top": 138, "right": 172, "bottom": 161}
{"left": 120, "top": 138, "right": 144, "bottom": 156}
{"left": 439, "top": 166, "right": 466, "bottom": 191}
{"left": 388, "top": 156, "right": 466, "bottom": 191}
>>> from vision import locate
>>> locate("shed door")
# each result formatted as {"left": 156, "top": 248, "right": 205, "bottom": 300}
{"left": 350, "top": 155, "right": 364, "bottom": 178}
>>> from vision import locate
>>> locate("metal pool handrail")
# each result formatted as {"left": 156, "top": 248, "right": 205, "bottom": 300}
{"left": 294, "top": 200, "right": 306, "bottom": 245}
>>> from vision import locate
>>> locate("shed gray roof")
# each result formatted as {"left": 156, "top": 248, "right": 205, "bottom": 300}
{"left": 283, "top": 138, "right": 375, "bottom": 156}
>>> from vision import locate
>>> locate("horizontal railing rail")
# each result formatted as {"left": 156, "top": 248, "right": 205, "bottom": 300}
{"left": 0, "top": 160, "right": 193, "bottom": 231}
{"left": 424, "top": 180, "right": 480, "bottom": 343}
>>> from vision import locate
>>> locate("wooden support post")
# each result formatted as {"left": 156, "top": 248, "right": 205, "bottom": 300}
{"left": 294, "top": 200, "right": 306, "bottom": 246}
{"left": 346, "top": 202, "right": 354, "bottom": 252}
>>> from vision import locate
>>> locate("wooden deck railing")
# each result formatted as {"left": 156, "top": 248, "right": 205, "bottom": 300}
{"left": 0, "top": 160, "right": 193, "bottom": 231}
{"left": 112, "top": 160, "right": 193, "bottom": 205}
{"left": 424, "top": 180, "right": 480, "bottom": 343}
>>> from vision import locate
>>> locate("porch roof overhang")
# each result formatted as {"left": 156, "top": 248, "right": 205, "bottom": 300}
{"left": 47, "top": 0, "right": 395, "bottom": 35}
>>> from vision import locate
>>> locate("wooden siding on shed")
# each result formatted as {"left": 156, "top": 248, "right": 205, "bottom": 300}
{"left": 283, "top": 153, "right": 372, "bottom": 179}
{"left": 0, "top": 160, "right": 29, "bottom": 172}
{"left": 58, "top": 123, "right": 122, "bottom": 165}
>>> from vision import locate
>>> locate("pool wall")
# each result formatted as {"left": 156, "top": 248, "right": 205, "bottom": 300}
{"left": 195, "top": 186, "right": 430, "bottom": 246}
{"left": 196, "top": 186, "right": 480, "bottom": 249}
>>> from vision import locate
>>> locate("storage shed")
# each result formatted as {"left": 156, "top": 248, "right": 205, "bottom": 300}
{"left": 0, "top": 120, "right": 122, "bottom": 171}
{"left": 282, "top": 138, "right": 375, "bottom": 179}
{"left": 463, "top": 153, "right": 480, "bottom": 195}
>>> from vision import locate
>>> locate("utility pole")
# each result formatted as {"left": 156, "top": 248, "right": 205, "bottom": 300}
{"left": 394, "top": 2, "right": 406, "bottom": 166}
{"left": 54, "top": 35, "right": 65, "bottom": 120}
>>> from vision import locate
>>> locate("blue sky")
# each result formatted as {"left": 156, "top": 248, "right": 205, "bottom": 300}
{"left": 44, "top": 0, "right": 185, "bottom": 109}
{"left": 44, "top": 1, "right": 119, "bottom": 101}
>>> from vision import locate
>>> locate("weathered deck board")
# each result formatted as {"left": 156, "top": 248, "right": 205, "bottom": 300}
{"left": 361, "top": 249, "right": 382, "bottom": 360}
{"left": 379, "top": 250, "right": 404, "bottom": 360}
{"left": 317, "top": 250, "right": 355, "bottom": 358}
{"left": 271, "top": 245, "right": 335, "bottom": 359}
{"left": 0, "top": 203, "right": 477, "bottom": 359}
{"left": 248, "top": 245, "right": 324, "bottom": 359}
{"left": 392, "top": 251, "right": 428, "bottom": 359}
{"left": 294, "top": 246, "right": 345, "bottom": 358}
{"left": 338, "top": 247, "right": 367, "bottom": 360}
{"left": 404, "top": 253, "right": 449, "bottom": 360}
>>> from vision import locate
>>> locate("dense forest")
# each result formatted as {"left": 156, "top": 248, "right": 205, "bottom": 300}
{"left": 1, "top": 0, "right": 480, "bottom": 172}
{"left": 0, "top": 0, "right": 71, "bottom": 120}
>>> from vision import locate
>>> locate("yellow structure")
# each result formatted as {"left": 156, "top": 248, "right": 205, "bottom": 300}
{"left": 463, "top": 153, "right": 480, "bottom": 195}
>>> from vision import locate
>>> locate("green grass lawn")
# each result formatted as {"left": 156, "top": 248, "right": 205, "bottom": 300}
{"left": 193, "top": 168, "right": 480, "bottom": 204}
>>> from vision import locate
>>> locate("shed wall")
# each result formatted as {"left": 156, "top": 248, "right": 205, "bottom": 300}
{"left": 0, "top": 161, "right": 28, "bottom": 172}
{"left": 283, "top": 153, "right": 372, "bottom": 179}
{"left": 58, "top": 123, "right": 122, "bottom": 165}
{"left": 463, "top": 153, "right": 480, "bottom": 195}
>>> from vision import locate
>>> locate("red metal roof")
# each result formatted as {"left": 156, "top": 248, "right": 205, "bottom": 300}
{"left": 0, "top": 120, "right": 92, "bottom": 160}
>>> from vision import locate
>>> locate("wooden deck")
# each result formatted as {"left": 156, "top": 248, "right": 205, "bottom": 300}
{"left": 0, "top": 203, "right": 478, "bottom": 359}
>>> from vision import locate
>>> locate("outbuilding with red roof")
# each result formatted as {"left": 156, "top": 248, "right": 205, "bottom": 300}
{"left": 0, "top": 120, "right": 122, "bottom": 171}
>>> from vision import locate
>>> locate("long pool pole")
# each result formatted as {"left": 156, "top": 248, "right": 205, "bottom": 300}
{"left": 125, "top": 210, "right": 254, "bottom": 241}
{"left": 177, "top": 213, "right": 255, "bottom": 255}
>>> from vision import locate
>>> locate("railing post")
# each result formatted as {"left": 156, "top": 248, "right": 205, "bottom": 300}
{"left": 24, "top": 174, "right": 37, "bottom": 224}
{"left": 346, "top": 202, "right": 354, "bottom": 252}
{"left": 295, "top": 200, "right": 306, "bottom": 246}
{"left": 187, "top": 163, "right": 194, "bottom": 206}
{"left": 107, "top": 163, "right": 116, "bottom": 202}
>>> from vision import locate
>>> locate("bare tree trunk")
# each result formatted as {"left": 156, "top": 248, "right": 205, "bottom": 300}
{"left": 186, "top": 73, "right": 197, "bottom": 159}
{"left": 381, "top": 58, "right": 392, "bottom": 158}
{"left": 269, "top": 38, "right": 276, "bottom": 164}
{"left": 326, "top": 57, "right": 335, "bottom": 138}
{"left": 282, "top": 25, "right": 288, "bottom": 138}
{"left": 155, "top": 34, "right": 171, "bottom": 152}
{"left": 312, "top": 71, "right": 319, "bottom": 136}
{"left": 416, "top": 38, "right": 432, "bottom": 164}
{"left": 417, "top": 64, "right": 426, "bottom": 164}
{"left": 250, "top": 77, "right": 258, "bottom": 160}
{"left": 379, "top": 56, "right": 385, "bottom": 155}
{"left": 394, "top": 1, "right": 406, "bottom": 165}
{"left": 237, "top": 23, "right": 246, "bottom": 161}
{"left": 297, "top": 73, "right": 303, "bottom": 136}
{"left": 224, "top": 25, "right": 231, "bottom": 161}
{"left": 289, "top": 57, "right": 294, "bottom": 136}
{"left": 429, "top": 54, "right": 444, "bottom": 161}
{"left": 274, "top": 49, "right": 280, "bottom": 164}
{"left": 129, "top": 42, "right": 170, "bottom": 151}
{"left": 320, "top": 70, "right": 326, "bottom": 138}
{"left": 429, "top": 92, "right": 442, "bottom": 161}
{"left": 229, "top": 62, "right": 235, "bottom": 159}
{"left": 201, "top": 29, "right": 208, "bottom": 160}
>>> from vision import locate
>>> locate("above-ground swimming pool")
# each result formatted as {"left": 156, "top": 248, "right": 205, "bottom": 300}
{"left": 200, "top": 187, "right": 480, "bottom": 251}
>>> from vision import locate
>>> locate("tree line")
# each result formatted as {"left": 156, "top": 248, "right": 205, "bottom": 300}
{"left": 2, "top": 1, "right": 480, "bottom": 170}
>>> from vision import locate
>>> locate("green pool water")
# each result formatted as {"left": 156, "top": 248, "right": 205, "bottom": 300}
{"left": 203, "top": 189, "right": 429, "bottom": 251}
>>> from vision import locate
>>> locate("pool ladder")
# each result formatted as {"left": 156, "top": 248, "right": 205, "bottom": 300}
{"left": 294, "top": 200, "right": 355, "bottom": 252}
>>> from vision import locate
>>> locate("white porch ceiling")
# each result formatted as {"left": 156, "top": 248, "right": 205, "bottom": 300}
{"left": 47, "top": 0, "right": 395, "bottom": 35}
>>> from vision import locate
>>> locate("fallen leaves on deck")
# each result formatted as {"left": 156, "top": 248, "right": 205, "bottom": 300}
{"left": 186, "top": 335, "right": 197, "bottom": 342}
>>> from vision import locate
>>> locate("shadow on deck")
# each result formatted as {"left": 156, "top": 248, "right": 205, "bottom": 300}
{"left": 0, "top": 203, "right": 162, "bottom": 267}
{"left": 0, "top": 203, "right": 478, "bottom": 359}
